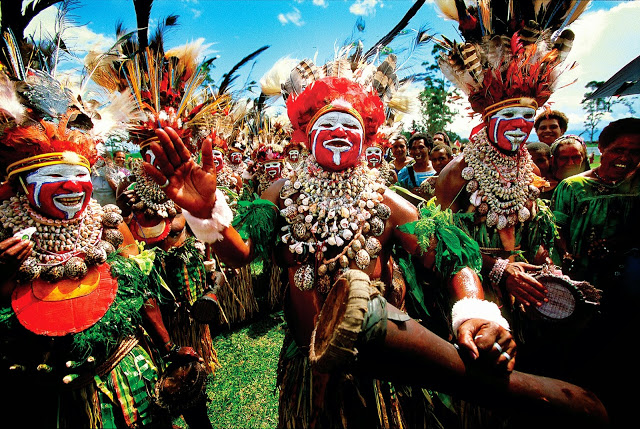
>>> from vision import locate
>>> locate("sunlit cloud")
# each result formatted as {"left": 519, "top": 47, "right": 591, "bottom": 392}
{"left": 350, "top": 0, "right": 383, "bottom": 17}
{"left": 278, "top": 7, "right": 305, "bottom": 26}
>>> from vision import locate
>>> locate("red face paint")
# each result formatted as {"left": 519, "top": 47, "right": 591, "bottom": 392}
{"left": 263, "top": 161, "right": 283, "bottom": 180}
{"left": 487, "top": 106, "right": 535, "bottom": 152}
{"left": 229, "top": 151, "right": 243, "bottom": 165}
{"left": 25, "top": 164, "right": 92, "bottom": 220}
{"left": 365, "top": 147, "right": 384, "bottom": 167}
{"left": 309, "top": 111, "right": 363, "bottom": 171}
{"left": 212, "top": 149, "right": 225, "bottom": 172}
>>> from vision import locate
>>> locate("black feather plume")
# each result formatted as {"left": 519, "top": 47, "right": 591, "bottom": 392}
{"left": 217, "top": 45, "right": 270, "bottom": 96}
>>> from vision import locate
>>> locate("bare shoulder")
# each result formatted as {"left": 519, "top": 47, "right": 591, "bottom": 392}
{"left": 383, "top": 186, "right": 419, "bottom": 226}
{"left": 261, "top": 179, "right": 287, "bottom": 207}
{"left": 434, "top": 156, "right": 468, "bottom": 210}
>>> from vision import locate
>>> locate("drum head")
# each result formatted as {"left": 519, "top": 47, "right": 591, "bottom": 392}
{"left": 309, "top": 270, "right": 373, "bottom": 373}
{"left": 535, "top": 277, "right": 577, "bottom": 320}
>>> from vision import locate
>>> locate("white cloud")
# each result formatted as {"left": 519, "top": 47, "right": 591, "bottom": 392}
{"left": 25, "top": 6, "right": 115, "bottom": 57}
{"left": 313, "top": 0, "right": 328, "bottom": 7}
{"left": 277, "top": 7, "right": 305, "bottom": 26}
{"left": 191, "top": 8, "right": 203, "bottom": 19}
{"left": 350, "top": 0, "right": 383, "bottom": 17}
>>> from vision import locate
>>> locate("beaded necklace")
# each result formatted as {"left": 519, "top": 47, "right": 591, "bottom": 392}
{"left": 0, "top": 196, "right": 124, "bottom": 282}
{"left": 280, "top": 156, "right": 390, "bottom": 292}
{"left": 461, "top": 127, "right": 539, "bottom": 230}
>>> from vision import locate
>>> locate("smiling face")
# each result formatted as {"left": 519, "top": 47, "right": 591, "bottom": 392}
{"left": 212, "top": 149, "right": 225, "bottom": 172}
{"left": 25, "top": 164, "right": 92, "bottom": 220}
{"left": 229, "top": 151, "right": 243, "bottom": 165}
{"left": 487, "top": 106, "right": 536, "bottom": 152}
{"left": 598, "top": 134, "right": 640, "bottom": 182}
{"left": 365, "top": 146, "right": 384, "bottom": 167}
{"left": 536, "top": 118, "right": 563, "bottom": 145}
{"left": 263, "top": 161, "right": 283, "bottom": 180}
{"left": 391, "top": 137, "right": 408, "bottom": 160}
{"left": 553, "top": 142, "right": 585, "bottom": 180}
{"left": 409, "top": 138, "right": 430, "bottom": 165}
{"left": 309, "top": 111, "right": 364, "bottom": 171}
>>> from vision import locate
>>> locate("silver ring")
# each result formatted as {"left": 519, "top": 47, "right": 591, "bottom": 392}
{"left": 159, "top": 179, "right": 170, "bottom": 189}
{"left": 501, "top": 351, "right": 512, "bottom": 361}
{"left": 493, "top": 342, "right": 503, "bottom": 353}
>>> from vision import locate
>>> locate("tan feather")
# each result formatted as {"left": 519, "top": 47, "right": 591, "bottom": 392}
{"left": 259, "top": 57, "right": 300, "bottom": 98}
{"left": 434, "top": 0, "right": 460, "bottom": 21}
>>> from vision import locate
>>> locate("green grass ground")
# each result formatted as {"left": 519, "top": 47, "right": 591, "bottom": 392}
{"left": 171, "top": 312, "right": 286, "bottom": 428}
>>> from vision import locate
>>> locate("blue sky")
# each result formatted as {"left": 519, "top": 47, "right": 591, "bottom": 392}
{"left": 23, "top": 0, "right": 640, "bottom": 141}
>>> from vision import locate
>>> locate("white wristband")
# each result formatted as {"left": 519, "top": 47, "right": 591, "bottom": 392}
{"left": 451, "top": 297, "right": 510, "bottom": 336}
{"left": 182, "top": 189, "right": 233, "bottom": 243}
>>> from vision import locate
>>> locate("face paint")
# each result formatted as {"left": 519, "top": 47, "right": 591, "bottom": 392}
{"left": 309, "top": 111, "right": 364, "bottom": 171}
{"left": 25, "top": 164, "right": 92, "bottom": 220}
{"left": 288, "top": 150, "right": 299, "bottom": 162}
{"left": 263, "top": 161, "right": 282, "bottom": 180}
{"left": 229, "top": 151, "right": 243, "bottom": 165}
{"left": 365, "top": 147, "right": 383, "bottom": 167}
{"left": 487, "top": 106, "right": 535, "bottom": 152}
{"left": 143, "top": 148, "right": 157, "bottom": 167}
{"left": 212, "top": 149, "right": 225, "bottom": 172}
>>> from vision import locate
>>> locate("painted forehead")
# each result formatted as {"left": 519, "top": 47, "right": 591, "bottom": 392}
{"left": 26, "top": 164, "right": 91, "bottom": 182}
{"left": 312, "top": 111, "right": 362, "bottom": 128}
{"left": 492, "top": 106, "right": 536, "bottom": 118}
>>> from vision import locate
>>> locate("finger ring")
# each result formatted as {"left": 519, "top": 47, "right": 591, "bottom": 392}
{"left": 501, "top": 351, "right": 512, "bottom": 361}
{"left": 493, "top": 342, "right": 503, "bottom": 353}
{"left": 159, "top": 179, "right": 169, "bottom": 189}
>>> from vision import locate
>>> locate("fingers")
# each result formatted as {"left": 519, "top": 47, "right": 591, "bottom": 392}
{"left": 200, "top": 137, "right": 215, "bottom": 174}
{"left": 141, "top": 161, "right": 170, "bottom": 189}
{"left": 164, "top": 127, "right": 192, "bottom": 164}
{"left": 456, "top": 322, "right": 480, "bottom": 360}
{"left": 0, "top": 238, "right": 33, "bottom": 264}
{"left": 0, "top": 237, "right": 21, "bottom": 252}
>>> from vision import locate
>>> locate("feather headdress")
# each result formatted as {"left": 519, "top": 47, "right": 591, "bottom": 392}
{"left": 434, "top": 0, "right": 590, "bottom": 118}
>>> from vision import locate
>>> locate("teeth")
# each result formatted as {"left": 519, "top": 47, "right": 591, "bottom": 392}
{"left": 615, "top": 164, "right": 626, "bottom": 168}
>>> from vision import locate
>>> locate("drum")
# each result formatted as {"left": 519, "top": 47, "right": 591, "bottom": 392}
{"left": 527, "top": 273, "right": 601, "bottom": 323}
{"left": 309, "top": 270, "right": 378, "bottom": 373}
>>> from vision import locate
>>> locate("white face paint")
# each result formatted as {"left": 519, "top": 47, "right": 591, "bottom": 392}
{"left": 310, "top": 111, "right": 364, "bottom": 169}
{"left": 264, "top": 161, "right": 282, "bottom": 178}
{"left": 365, "top": 147, "right": 383, "bottom": 166}
{"left": 288, "top": 150, "right": 299, "bottom": 162}
{"left": 26, "top": 164, "right": 92, "bottom": 219}
{"left": 488, "top": 106, "right": 536, "bottom": 152}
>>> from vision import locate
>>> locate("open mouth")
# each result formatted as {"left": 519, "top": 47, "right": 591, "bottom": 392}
{"left": 54, "top": 193, "right": 85, "bottom": 207}
{"left": 323, "top": 139, "right": 352, "bottom": 150}
{"left": 505, "top": 130, "right": 526, "bottom": 140}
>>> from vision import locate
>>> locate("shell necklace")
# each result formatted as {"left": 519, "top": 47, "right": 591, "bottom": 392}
{"left": 131, "top": 161, "right": 177, "bottom": 219}
{"left": 461, "top": 127, "right": 539, "bottom": 230}
{"left": 280, "top": 156, "right": 390, "bottom": 292}
{"left": 0, "top": 196, "right": 124, "bottom": 283}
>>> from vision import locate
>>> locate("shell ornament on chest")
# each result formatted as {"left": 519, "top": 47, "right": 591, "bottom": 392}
{"left": 131, "top": 161, "right": 177, "bottom": 219}
{"left": 280, "top": 157, "right": 390, "bottom": 293}
{"left": 462, "top": 128, "right": 540, "bottom": 230}
{"left": 0, "top": 197, "right": 124, "bottom": 283}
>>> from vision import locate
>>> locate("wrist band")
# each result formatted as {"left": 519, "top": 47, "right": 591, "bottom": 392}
{"left": 488, "top": 258, "right": 508, "bottom": 287}
{"left": 182, "top": 189, "right": 233, "bottom": 243}
{"left": 451, "top": 297, "right": 510, "bottom": 335}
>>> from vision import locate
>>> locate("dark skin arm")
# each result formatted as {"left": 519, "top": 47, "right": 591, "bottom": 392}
{"left": 0, "top": 237, "right": 33, "bottom": 302}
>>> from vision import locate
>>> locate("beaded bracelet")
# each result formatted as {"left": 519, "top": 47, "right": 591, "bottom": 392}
{"left": 489, "top": 258, "right": 508, "bottom": 287}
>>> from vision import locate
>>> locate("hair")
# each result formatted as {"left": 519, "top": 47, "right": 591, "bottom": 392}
{"left": 534, "top": 110, "right": 569, "bottom": 132}
{"left": 408, "top": 132, "right": 434, "bottom": 151}
{"left": 433, "top": 131, "right": 451, "bottom": 145}
{"left": 550, "top": 135, "right": 586, "bottom": 158}
{"left": 526, "top": 142, "right": 551, "bottom": 156}
{"left": 390, "top": 133, "right": 408, "bottom": 145}
{"left": 598, "top": 117, "right": 640, "bottom": 150}
{"left": 431, "top": 144, "right": 453, "bottom": 157}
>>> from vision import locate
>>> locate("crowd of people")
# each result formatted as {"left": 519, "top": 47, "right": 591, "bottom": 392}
{"left": 0, "top": 1, "right": 638, "bottom": 428}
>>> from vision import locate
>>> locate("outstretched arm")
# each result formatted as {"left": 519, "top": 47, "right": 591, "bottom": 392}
{"left": 142, "top": 127, "right": 253, "bottom": 267}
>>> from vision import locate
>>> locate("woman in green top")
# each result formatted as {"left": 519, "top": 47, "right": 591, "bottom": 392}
{"left": 551, "top": 117, "right": 640, "bottom": 428}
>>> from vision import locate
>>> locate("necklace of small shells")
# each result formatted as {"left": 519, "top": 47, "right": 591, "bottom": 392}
{"left": 461, "top": 127, "right": 539, "bottom": 230}
{"left": 279, "top": 156, "right": 390, "bottom": 291}
{"left": 132, "top": 162, "right": 176, "bottom": 219}
{"left": 0, "top": 196, "right": 124, "bottom": 282}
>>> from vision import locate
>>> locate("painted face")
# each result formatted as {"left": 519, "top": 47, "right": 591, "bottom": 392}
{"left": 365, "top": 147, "right": 384, "bottom": 167}
{"left": 309, "top": 111, "right": 364, "bottom": 171}
{"left": 487, "top": 106, "right": 536, "bottom": 152}
{"left": 288, "top": 150, "right": 300, "bottom": 162}
{"left": 263, "top": 161, "right": 282, "bottom": 180}
{"left": 212, "top": 149, "right": 225, "bottom": 172}
{"left": 229, "top": 151, "right": 243, "bottom": 165}
{"left": 25, "top": 164, "right": 92, "bottom": 220}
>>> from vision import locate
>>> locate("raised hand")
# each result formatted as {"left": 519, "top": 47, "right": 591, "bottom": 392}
{"left": 142, "top": 127, "right": 218, "bottom": 219}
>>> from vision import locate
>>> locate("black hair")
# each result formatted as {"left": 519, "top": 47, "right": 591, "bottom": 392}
{"left": 534, "top": 110, "right": 569, "bottom": 132}
{"left": 598, "top": 117, "right": 640, "bottom": 150}
{"left": 408, "top": 132, "right": 434, "bottom": 151}
{"left": 526, "top": 142, "right": 551, "bottom": 156}
{"left": 431, "top": 144, "right": 452, "bottom": 157}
